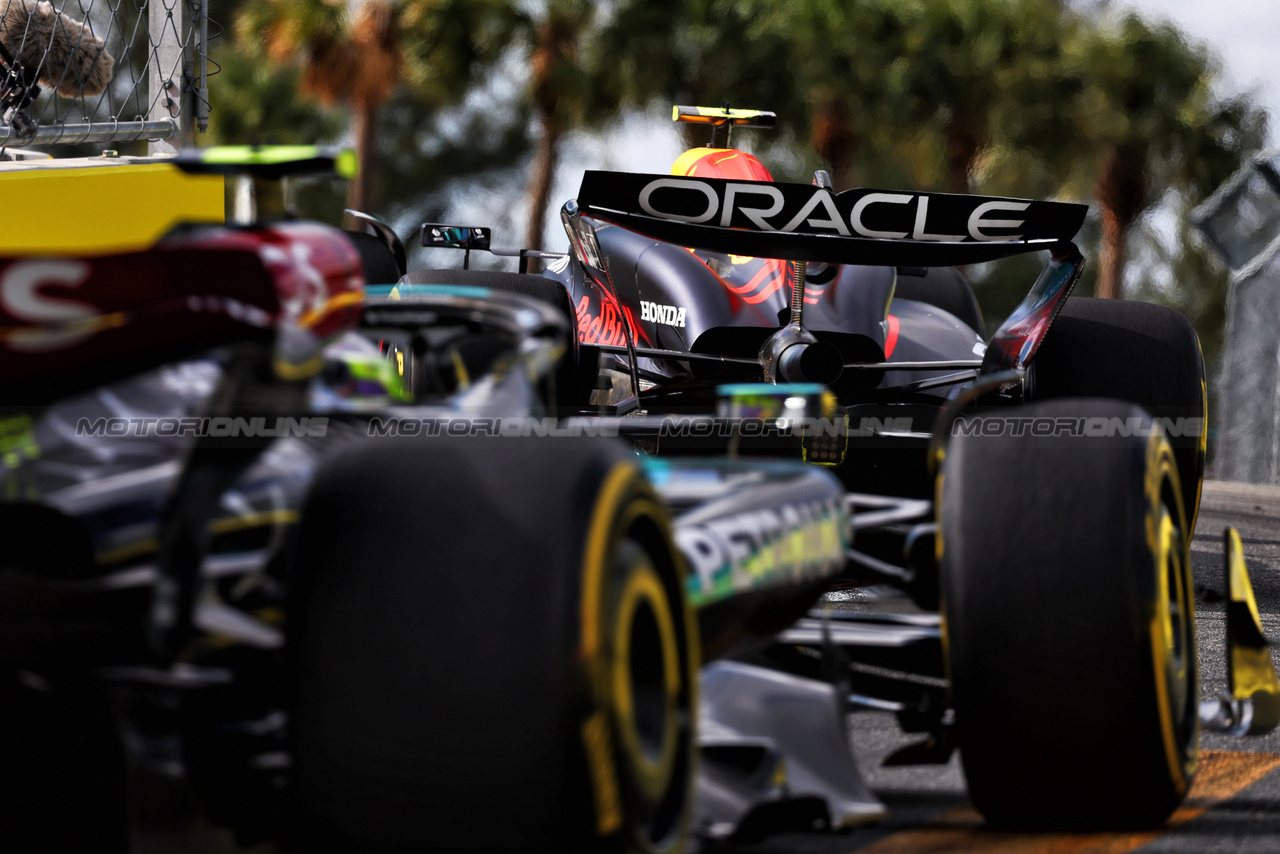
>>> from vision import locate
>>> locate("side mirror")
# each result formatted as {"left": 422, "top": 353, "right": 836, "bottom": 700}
{"left": 421, "top": 224, "right": 490, "bottom": 251}
{"left": 420, "top": 224, "right": 490, "bottom": 269}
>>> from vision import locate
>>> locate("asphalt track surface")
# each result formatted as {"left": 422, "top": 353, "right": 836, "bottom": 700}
{"left": 138, "top": 481, "right": 1280, "bottom": 853}
{"left": 715, "top": 481, "right": 1280, "bottom": 854}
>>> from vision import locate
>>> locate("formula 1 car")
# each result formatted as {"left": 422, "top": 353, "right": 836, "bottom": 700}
{"left": 385, "top": 106, "right": 1280, "bottom": 840}
{"left": 0, "top": 120, "right": 1273, "bottom": 854}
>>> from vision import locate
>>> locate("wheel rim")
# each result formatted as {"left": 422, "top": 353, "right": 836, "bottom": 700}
{"left": 1156, "top": 506, "right": 1191, "bottom": 733}
{"left": 610, "top": 537, "right": 694, "bottom": 852}
{"left": 1148, "top": 439, "right": 1198, "bottom": 793}
{"left": 613, "top": 551, "right": 681, "bottom": 800}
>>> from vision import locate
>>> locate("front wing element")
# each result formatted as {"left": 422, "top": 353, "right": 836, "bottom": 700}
{"left": 1200, "top": 526, "right": 1280, "bottom": 736}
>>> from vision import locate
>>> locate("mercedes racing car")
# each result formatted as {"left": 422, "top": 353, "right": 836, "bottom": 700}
{"left": 0, "top": 118, "right": 1274, "bottom": 854}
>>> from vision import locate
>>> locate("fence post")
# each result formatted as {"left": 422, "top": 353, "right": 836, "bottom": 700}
{"left": 1193, "top": 151, "right": 1280, "bottom": 484}
{"left": 148, "top": 0, "right": 194, "bottom": 156}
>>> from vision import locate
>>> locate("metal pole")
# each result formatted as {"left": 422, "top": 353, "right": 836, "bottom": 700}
{"left": 0, "top": 120, "right": 177, "bottom": 145}
{"left": 148, "top": 0, "right": 194, "bottom": 156}
{"left": 196, "top": 0, "right": 209, "bottom": 134}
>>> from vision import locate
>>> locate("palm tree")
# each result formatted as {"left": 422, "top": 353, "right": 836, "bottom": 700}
{"left": 521, "top": 0, "right": 596, "bottom": 253}
{"left": 699, "top": 0, "right": 1076, "bottom": 197}
{"left": 204, "top": 37, "right": 346, "bottom": 148}
{"left": 235, "top": 0, "right": 512, "bottom": 216}
{"left": 737, "top": 0, "right": 894, "bottom": 189}
{"left": 877, "top": 0, "right": 1075, "bottom": 195}
{"left": 518, "top": 0, "right": 706, "bottom": 252}
{"left": 1070, "top": 13, "right": 1265, "bottom": 298}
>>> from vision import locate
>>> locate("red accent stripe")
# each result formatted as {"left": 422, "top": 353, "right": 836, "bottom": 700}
{"left": 622, "top": 304, "right": 648, "bottom": 345}
{"left": 723, "top": 262, "right": 776, "bottom": 295}
{"left": 741, "top": 271, "right": 786, "bottom": 304}
{"left": 884, "top": 314, "right": 900, "bottom": 357}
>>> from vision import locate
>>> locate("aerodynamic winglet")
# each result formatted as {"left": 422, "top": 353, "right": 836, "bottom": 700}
{"left": 1200, "top": 526, "right": 1280, "bottom": 736}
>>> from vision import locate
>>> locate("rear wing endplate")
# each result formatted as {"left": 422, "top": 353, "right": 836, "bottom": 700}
{"left": 576, "top": 171, "right": 1087, "bottom": 267}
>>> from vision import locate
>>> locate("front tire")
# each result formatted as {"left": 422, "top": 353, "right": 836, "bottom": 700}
{"left": 940, "top": 399, "right": 1197, "bottom": 828}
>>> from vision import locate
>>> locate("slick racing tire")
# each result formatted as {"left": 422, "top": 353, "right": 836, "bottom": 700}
{"left": 399, "top": 268, "right": 584, "bottom": 413}
{"left": 894, "top": 266, "right": 984, "bottom": 337}
{"left": 939, "top": 399, "right": 1197, "bottom": 829}
{"left": 290, "top": 436, "right": 696, "bottom": 853}
{"left": 1030, "top": 297, "right": 1206, "bottom": 536}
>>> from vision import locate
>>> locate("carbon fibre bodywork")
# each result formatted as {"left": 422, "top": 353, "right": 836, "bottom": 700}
{"left": 544, "top": 223, "right": 986, "bottom": 399}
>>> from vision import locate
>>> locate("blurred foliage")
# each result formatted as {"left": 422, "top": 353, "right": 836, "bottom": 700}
{"left": 227, "top": 0, "right": 515, "bottom": 214}
{"left": 199, "top": 0, "right": 1267, "bottom": 374}
{"left": 204, "top": 41, "right": 346, "bottom": 147}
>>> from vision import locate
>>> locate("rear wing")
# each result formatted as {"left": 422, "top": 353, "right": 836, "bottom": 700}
{"left": 575, "top": 171, "right": 1087, "bottom": 267}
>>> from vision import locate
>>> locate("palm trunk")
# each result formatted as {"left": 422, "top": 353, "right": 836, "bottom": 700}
{"left": 346, "top": 99, "right": 380, "bottom": 222}
{"left": 810, "top": 96, "right": 860, "bottom": 188}
{"left": 1095, "top": 146, "right": 1148, "bottom": 300}
{"left": 945, "top": 116, "right": 981, "bottom": 195}
{"left": 525, "top": 108, "right": 561, "bottom": 262}
{"left": 944, "top": 115, "right": 981, "bottom": 276}
{"left": 1096, "top": 205, "right": 1128, "bottom": 299}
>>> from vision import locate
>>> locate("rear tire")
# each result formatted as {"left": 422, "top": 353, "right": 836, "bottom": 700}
{"left": 894, "top": 267, "right": 984, "bottom": 336}
{"left": 399, "top": 268, "right": 584, "bottom": 413}
{"left": 290, "top": 436, "right": 696, "bottom": 852}
{"left": 1030, "top": 297, "right": 1206, "bottom": 534}
{"left": 940, "top": 399, "right": 1197, "bottom": 829}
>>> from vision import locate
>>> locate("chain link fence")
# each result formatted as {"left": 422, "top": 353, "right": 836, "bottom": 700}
{"left": 1194, "top": 151, "right": 1280, "bottom": 484}
{"left": 0, "top": 0, "right": 210, "bottom": 148}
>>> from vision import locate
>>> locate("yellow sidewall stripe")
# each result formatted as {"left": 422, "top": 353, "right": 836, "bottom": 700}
{"left": 1145, "top": 433, "right": 1196, "bottom": 794}
{"left": 579, "top": 460, "right": 639, "bottom": 836}
{"left": 612, "top": 556, "right": 681, "bottom": 802}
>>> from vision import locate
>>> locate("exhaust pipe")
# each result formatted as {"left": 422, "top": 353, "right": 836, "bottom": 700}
{"left": 759, "top": 258, "right": 843, "bottom": 385}
{"left": 777, "top": 338, "right": 843, "bottom": 385}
